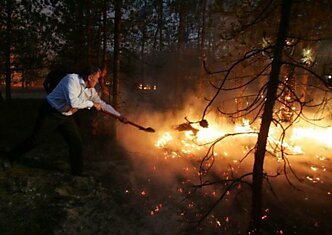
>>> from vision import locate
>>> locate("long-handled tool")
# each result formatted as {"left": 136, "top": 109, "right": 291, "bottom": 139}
{"left": 102, "top": 110, "right": 155, "bottom": 133}
{"left": 126, "top": 120, "right": 155, "bottom": 133}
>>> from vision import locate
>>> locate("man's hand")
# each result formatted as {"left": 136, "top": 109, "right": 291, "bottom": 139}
{"left": 93, "top": 103, "right": 102, "bottom": 111}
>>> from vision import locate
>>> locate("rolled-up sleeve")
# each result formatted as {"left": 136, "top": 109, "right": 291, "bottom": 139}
{"left": 89, "top": 88, "right": 121, "bottom": 117}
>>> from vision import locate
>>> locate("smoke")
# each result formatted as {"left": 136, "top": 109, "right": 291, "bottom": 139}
{"left": 117, "top": 95, "right": 204, "bottom": 179}
{"left": 112, "top": 87, "right": 332, "bottom": 233}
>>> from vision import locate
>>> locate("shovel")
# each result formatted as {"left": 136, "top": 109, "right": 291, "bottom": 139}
{"left": 102, "top": 110, "right": 155, "bottom": 133}
{"left": 126, "top": 120, "right": 156, "bottom": 133}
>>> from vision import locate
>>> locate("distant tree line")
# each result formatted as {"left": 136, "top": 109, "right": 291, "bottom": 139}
{"left": 2, "top": 0, "right": 331, "bottom": 103}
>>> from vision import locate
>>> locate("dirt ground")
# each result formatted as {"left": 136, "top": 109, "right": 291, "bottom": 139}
{"left": 0, "top": 98, "right": 193, "bottom": 235}
{"left": 0, "top": 99, "right": 144, "bottom": 234}
{"left": 1, "top": 97, "right": 332, "bottom": 235}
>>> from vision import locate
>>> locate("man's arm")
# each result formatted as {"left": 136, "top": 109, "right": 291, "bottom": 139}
{"left": 89, "top": 88, "right": 122, "bottom": 117}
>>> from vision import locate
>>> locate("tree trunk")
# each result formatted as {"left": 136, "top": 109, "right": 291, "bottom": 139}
{"left": 175, "top": 0, "right": 187, "bottom": 107}
{"left": 154, "top": 0, "right": 164, "bottom": 51}
{"left": 141, "top": 0, "right": 147, "bottom": 83}
{"left": 75, "top": 2, "right": 85, "bottom": 68}
{"left": 113, "top": 0, "right": 122, "bottom": 109}
{"left": 100, "top": 0, "right": 111, "bottom": 103}
{"left": 5, "top": 0, "right": 13, "bottom": 100}
{"left": 102, "top": 0, "right": 107, "bottom": 69}
{"left": 86, "top": 2, "right": 93, "bottom": 65}
{"left": 198, "top": 0, "right": 207, "bottom": 97}
{"left": 248, "top": 0, "right": 293, "bottom": 233}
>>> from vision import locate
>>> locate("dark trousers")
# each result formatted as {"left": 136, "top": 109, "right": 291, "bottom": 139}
{"left": 9, "top": 100, "right": 83, "bottom": 175}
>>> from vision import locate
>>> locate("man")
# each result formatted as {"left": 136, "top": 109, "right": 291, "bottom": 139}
{"left": 5, "top": 66, "right": 126, "bottom": 176}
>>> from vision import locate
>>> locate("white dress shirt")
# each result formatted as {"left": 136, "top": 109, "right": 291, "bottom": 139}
{"left": 46, "top": 73, "right": 121, "bottom": 117}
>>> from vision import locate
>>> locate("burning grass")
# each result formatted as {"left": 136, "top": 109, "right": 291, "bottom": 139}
{"left": 1, "top": 99, "right": 331, "bottom": 234}
{"left": 117, "top": 106, "right": 332, "bottom": 234}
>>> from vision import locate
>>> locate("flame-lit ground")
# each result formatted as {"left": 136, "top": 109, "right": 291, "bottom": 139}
{"left": 1, "top": 97, "right": 330, "bottom": 234}
{"left": 118, "top": 112, "right": 332, "bottom": 234}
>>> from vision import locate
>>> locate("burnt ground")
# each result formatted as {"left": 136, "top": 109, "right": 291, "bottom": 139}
{"left": 0, "top": 96, "right": 332, "bottom": 235}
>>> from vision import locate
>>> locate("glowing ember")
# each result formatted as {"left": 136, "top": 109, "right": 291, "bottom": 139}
{"left": 310, "top": 166, "right": 318, "bottom": 172}
{"left": 316, "top": 155, "right": 327, "bottom": 161}
{"left": 216, "top": 220, "right": 221, "bottom": 226}
{"left": 150, "top": 204, "right": 163, "bottom": 216}
{"left": 188, "top": 202, "right": 195, "bottom": 208}
{"left": 306, "top": 176, "right": 321, "bottom": 183}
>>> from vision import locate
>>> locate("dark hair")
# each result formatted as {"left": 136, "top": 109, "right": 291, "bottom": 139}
{"left": 80, "top": 65, "right": 101, "bottom": 81}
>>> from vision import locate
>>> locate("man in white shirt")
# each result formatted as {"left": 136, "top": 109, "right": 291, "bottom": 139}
{"left": 6, "top": 66, "right": 126, "bottom": 176}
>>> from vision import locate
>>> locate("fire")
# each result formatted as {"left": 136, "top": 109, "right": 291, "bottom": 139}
{"left": 120, "top": 112, "right": 331, "bottom": 234}
{"left": 154, "top": 121, "right": 227, "bottom": 158}
{"left": 154, "top": 117, "right": 331, "bottom": 162}
{"left": 291, "top": 127, "right": 332, "bottom": 148}
{"left": 155, "top": 132, "right": 173, "bottom": 149}
{"left": 195, "top": 123, "right": 226, "bottom": 143}
{"left": 154, "top": 118, "right": 257, "bottom": 159}
{"left": 234, "top": 118, "right": 257, "bottom": 134}
{"left": 151, "top": 115, "right": 331, "bottom": 202}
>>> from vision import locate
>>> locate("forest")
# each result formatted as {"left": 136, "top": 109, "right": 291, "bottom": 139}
{"left": 1, "top": 0, "right": 332, "bottom": 234}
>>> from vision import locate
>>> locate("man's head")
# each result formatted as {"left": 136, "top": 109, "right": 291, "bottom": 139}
{"left": 81, "top": 66, "right": 101, "bottom": 88}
